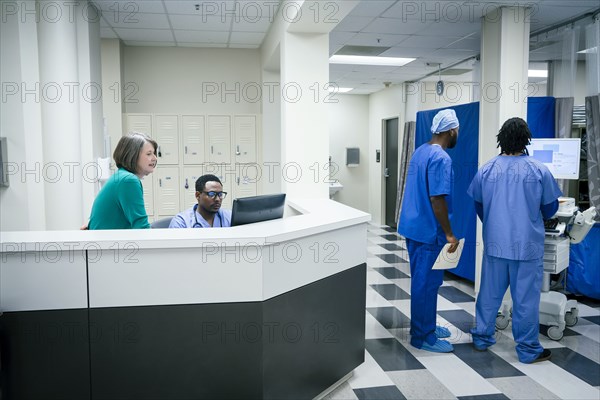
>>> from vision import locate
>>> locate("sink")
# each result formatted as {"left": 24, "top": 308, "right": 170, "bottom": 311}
{"left": 328, "top": 181, "right": 343, "bottom": 197}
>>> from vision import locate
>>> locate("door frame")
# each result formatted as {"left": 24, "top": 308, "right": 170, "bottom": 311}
{"left": 381, "top": 116, "right": 400, "bottom": 227}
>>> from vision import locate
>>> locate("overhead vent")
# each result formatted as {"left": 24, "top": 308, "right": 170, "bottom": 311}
{"left": 335, "top": 45, "right": 390, "bottom": 56}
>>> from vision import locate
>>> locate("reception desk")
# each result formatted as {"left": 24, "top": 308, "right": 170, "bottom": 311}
{"left": 0, "top": 199, "right": 369, "bottom": 399}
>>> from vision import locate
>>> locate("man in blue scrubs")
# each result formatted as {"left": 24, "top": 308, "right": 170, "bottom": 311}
{"left": 398, "top": 109, "right": 460, "bottom": 353}
{"left": 468, "top": 117, "right": 561, "bottom": 363}
{"left": 169, "top": 174, "right": 232, "bottom": 228}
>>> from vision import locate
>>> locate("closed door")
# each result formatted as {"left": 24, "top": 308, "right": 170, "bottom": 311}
{"left": 384, "top": 118, "right": 399, "bottom": 228}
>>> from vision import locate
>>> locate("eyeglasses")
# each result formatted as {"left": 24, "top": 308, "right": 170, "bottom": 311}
{"left": 203, "top": 191, "right": 227, "bottom": 199}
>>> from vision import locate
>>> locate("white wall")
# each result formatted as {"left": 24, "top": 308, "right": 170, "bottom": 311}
{"left": 0, "top": 13, "right": 45, "bottom": 231}
{"left": 328, "top": 94, "right": 369, "bottom": 212}
{"left": 417, "top": 81, "right": 476, "bottom": 111}
{"left": 367, "top": 85, "right": 405, "bottom": 225}
{"left": 122, "top": 47, "right": 262, "bottom": 114}
{"left": 101, "top": 39, "right": 125, "bottom": 160}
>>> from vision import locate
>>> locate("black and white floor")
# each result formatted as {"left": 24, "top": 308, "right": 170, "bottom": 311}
{"left": 324, "top": 223, "right": 600, "bottom": 400}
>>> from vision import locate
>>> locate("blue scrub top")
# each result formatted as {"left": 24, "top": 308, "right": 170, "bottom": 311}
{"left": 398, "top": 143, "right": 454, "bottom": 245}
{"left": 169, "top": 205, "right": 232, "bottom": 228}
{"left": 468, "top": 154, "right": 562, "bottom": 261}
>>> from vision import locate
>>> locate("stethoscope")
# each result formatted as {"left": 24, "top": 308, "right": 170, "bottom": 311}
{"left": 192, "top": 204, "right": 223, "bottom": 228}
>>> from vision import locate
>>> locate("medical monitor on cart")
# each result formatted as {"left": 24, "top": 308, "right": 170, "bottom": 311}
{"left": 526, "top": 138, "right": 581, "bottom": 180}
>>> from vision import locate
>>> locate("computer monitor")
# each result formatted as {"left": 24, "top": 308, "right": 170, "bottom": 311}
{"left": 526, "top": 138, "right": 581, "bottom": 180}
{"left": 230, "top": 193, "right": 286, "bottom": 227}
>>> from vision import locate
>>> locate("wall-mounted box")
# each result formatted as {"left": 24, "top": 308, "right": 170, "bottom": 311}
{"left": 0, "top": 137, "right": 8, "bottom": 187}
{"left": 346, "top": 147, "right": 359, "bottom": 167}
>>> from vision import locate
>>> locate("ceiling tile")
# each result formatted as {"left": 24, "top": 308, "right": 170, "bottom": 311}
{"left": 334, "top": 16, "right": 376, "bottom": 32}
{"left": 169, "top": 14, "right": 232, "bottom": 31}
{"left": 114, "top": 28, "right": 174, "bottom": 42}
{"left": 363, "top": 17, "right": 430, "bottom": 35}
{"left": 173, "top": 30, "right": 230, "bottom": 43}
{"left": 345, "top": 32, "right": 409, "bottom": 47}
{"left": 93, "top": 0, "right": 166, "bottom": 14}
{"left": 231, "top": 17, "right": 272, "bottom": 32}
{"left": 347, "top": 1, "right": 396, "bottom": 17}
{"left": 399, "top": 35, "right": 463, "bottom": 49}
{"left": 177, "top": 42, "right": 228, "bottom": 48}
{"left": 104, "top": 12, "right": 171, "bottom": 29}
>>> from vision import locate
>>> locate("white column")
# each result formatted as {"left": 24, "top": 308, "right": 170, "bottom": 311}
{"left": 37, "top": 0, "right": 83, "bottom": 229}
{"left": 476, "top": 6, "right": 530, "bottom": 292}
{"left": 280, "top": 31, "right": 330, "bottom": 198}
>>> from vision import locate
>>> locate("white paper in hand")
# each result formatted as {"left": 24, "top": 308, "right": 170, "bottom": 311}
{"left": 432, "top": 238, "right": 465, "bottom": 270}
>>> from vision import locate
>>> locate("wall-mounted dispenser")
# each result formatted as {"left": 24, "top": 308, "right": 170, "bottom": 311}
{"left": 346, "top": 147, "right": 360, "bottom": 167}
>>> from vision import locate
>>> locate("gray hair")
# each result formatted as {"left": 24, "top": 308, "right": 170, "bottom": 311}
{"left": 113, "top": 132, "right": 158, "bottom": 174}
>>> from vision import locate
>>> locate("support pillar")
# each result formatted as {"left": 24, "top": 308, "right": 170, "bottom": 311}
{"left": 476, "top": 6, "right": 531, "bottom": 292}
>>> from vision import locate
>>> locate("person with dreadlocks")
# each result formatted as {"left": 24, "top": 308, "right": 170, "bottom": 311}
{"left": 467, "top": 117, "right": 561, "bottom": 363}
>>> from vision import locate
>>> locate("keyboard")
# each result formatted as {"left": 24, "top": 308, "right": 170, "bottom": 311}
{"left": 544, "top": 218, "right": 561, "bottom": 235}
{"left": 544, "top": 219, "right": 559, "bottom": 230}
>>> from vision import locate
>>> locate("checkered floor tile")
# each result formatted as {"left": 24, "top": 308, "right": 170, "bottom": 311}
{"left": 324, "top": 224, "right": 600, "bottom": 400}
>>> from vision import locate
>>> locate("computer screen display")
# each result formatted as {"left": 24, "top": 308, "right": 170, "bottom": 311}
{"left": 230, "top": 193, "right": 286, "bottom": 227}
{"left": 526, "top": 138, "right": 581, "bottom": 180}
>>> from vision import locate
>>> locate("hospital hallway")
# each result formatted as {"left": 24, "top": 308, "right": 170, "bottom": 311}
{"left": 324, "top": 223, "right": 600, "bottom": 400}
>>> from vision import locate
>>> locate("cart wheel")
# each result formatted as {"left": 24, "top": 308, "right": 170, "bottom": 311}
{"left": 547, "top": 326, "right": 564, "bottom": 341}
{"left": 565, "top": 311, "right": 578, "bottom": 327}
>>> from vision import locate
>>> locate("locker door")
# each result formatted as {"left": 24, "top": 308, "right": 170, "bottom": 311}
{"left": 182, "top": 115, "right": 205, "bottom": 165}
{"left": 233, "top": 115, "right": 256, "bottom": 164}
{"left": 126, "top": 114, "right": 152, "bottom": 136}
{"left": 233, "top": 175, "right": 257, "bottom": 200}
{"left": 181, "top": 166, "right": 204, "bottom": 210}
{"left": 141, "top": 175, "right": 154, "bottom": 218}
{"left": 207, "top": 115, "right": 231, "bottom": 164}
{"left": 155, "top": 115, "right": 179, "bottom": 165}
{"left": 154, "top": 167, "right": 180, "bottom": 216}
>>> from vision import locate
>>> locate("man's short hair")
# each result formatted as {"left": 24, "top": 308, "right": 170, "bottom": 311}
{"left": 113, "top": 132, "right": 158, "bottom": 174}
{"left": 196, "top": 174, "right": 222, "bottom": 192}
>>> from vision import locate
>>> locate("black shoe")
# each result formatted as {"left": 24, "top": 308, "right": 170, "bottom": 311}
{"left": 531, "top": 349, "right": 552, "bottom": 363}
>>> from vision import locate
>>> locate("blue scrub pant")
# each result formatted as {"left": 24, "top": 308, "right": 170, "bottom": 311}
{"left": 406, "top": 239, "right": 444, "bottom": 348}
{"left": 471, "top": 255, "right": 544, "bottom": 363}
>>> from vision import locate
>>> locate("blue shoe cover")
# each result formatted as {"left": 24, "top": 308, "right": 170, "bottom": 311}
{"left": 418, "top": 339, "right": 454, "bottom": 353}
{"left": 435, "top": 326, "right": 451, "bottom": 338}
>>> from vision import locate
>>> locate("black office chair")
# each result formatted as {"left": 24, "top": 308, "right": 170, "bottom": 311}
{"left": 151, "top": 217, "right": 173, "bottom": 229}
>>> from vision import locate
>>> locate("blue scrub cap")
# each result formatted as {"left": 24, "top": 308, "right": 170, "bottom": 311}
{"left": 431, "top": 109, "right": 459, "bottom": 134}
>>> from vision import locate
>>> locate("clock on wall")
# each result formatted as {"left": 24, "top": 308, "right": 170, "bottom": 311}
{"left": 436, "top": 80, "right": 444, "bottom": 96}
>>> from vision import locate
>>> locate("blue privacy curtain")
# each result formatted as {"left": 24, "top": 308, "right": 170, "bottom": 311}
{"left": 413, "top": 98, "right": 556, "bottom": 281}
{"left": 527, "top": 97, "right": 556, "bottom": 138}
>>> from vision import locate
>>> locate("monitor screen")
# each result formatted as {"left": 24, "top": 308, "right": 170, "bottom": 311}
{"left": 526, "top": 138, "right": 581, "bottom": 180}
{"left": 230, "top": 193, "right": 286, "bottom": 227}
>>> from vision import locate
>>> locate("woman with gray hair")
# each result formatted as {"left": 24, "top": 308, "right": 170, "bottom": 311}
{"left": 88, "top": 132, "right": 158, "bottom": 229}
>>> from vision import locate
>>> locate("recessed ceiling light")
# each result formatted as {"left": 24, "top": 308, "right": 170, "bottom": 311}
{"left": 329, "top": 55, "right": 415, "bottom": 67}
{"left": 528, "top": 69, "right": 548, "bottom": 78}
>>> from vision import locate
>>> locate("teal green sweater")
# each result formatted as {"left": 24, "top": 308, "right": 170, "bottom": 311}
{"left": 89, "top": 168, "right": 150, "bottom": 230}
